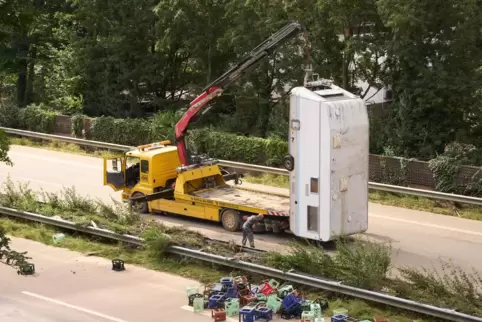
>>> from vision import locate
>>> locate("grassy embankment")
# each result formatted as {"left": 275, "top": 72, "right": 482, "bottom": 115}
{"left": 10, "top": 136, "right": 482, "bottom": 222}
{"left": 0, "top": 177, "right": 481, "bottom": 321}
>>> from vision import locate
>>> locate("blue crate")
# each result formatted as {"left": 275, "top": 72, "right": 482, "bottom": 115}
{"left": 239, "top": 306, "right": 256, "bottom": 322}
{"left": 331, "top": 314, "right": 349, "bottom": 322}
{"left": 208, "top": 294, "right": 225, "bottom": 309}
{"left": 255, "top": 306, "right": 273, "bottom": 321}
{"left": 281, "top": 293, "right": 300, "bottom": 309}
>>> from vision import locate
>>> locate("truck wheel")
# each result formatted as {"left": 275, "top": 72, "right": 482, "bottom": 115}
{"left": 283, "top": 155, "right": 295, "bottom": 171}
{"left": 221, "top": 209, "right": 241, "bottom": 232}
{"left": 130, "top": 192, "right": 149, "bottom": 214}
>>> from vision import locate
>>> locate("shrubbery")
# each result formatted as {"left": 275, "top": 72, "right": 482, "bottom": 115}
{"left": 0, "top": 100, "right": 289, "bottom": 166}
{"left": 0, "top": 103, "right": 57, "bottom": 134}
{"left": 85, "top": 114, "right": 288, "bottom": 166}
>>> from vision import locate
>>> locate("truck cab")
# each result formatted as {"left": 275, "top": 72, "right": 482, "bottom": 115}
{"left": 103, "top": 141, "right": 182, "bottom": 212}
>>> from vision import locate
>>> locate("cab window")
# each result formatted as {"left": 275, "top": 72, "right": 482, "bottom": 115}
{"left": 141, "top": 160, "right": 149, "bottom": 174}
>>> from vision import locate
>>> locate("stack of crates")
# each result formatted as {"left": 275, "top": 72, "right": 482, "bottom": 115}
{"left": 188, "top": 277, "right": 392, "bottom": 322}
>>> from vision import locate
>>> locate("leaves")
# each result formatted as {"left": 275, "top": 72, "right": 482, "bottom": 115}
{"left": 0, "top": 0, "right": 482, "bottom": 163}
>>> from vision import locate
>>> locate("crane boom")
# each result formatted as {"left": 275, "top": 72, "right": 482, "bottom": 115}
{"left": 175, "top": 21, "right": 305, "bottom": 166}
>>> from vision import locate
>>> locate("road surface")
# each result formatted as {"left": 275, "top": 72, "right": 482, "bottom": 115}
{"left": 1, "top": 145, "right": 482, "bottom": 275}
{"left": 0, "top": 237, "right": 224, "bottom": 322}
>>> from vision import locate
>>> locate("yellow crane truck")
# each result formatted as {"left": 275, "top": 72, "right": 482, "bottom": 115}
{"left": 103, "top": 22, "right": 303, "bottom": 232}
{"left": 104, "top": 141, "right": 290, "bottom": 232}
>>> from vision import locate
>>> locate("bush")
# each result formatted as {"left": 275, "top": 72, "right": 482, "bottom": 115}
{"left": 262, "top": 242, "right": 335, "bottom": 277}
{"left": 332, "top": 238, "right": 392, "bottom": 290}
{"left": 17, "top": 104, "right": 57, "bottom": 133}
{"left": 71, "top": 114, "right": 85, "bottom": 138}
{"left": 190, "top": 128, "right": 288, "bottom": 166}
{"left": 90, "top": 116, "right": 151, "bottom": 146}
{"left": 2, "top": 103, "right": 289, "bottom": 166}
{"left": 396, "top": 262, "right": 482, "bottom": 316}
{"left": 0, "top": 101, "right": 19, "bottom": 128}
{"left": 263, "top": 239, "right": 391, "bottom": 291}
{"left": 148, "top": 111, "right": 181, "bottom": 142}
{"left": 87, "top": 114, "right": 288, "bottom": 166}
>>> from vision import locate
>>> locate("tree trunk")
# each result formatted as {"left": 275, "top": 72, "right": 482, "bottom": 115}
{"left": 257, "top": 87, "right": 272, "bottom": 138}
{"left": 342, "top": 28, "right": 353, "bottom": 90}
{"left": 25, "top": 45, "right": 37, "bottom": 106}
{"left": 16, "top": 42, "right": 29, "bottom": 107}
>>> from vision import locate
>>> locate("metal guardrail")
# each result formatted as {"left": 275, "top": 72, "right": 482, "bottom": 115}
{"left": 0, "top": 205, "right": 480, "bottom": 322}
{"left": 2, "top": 126, "right": 482, "bottom": 206}
{"left": 1, "top": 127, "right": 132, "bottom": 151}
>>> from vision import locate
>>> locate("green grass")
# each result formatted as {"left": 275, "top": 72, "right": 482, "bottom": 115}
{"left": 244, "top": 173, "right": 482, "bottom": 221}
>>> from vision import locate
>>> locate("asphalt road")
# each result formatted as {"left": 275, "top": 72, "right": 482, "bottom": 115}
{"left": 0, "top": 237, "right": 225, "bottom": 322}
{"left": 1, "top": 145, "right": 482, "bottom": 275}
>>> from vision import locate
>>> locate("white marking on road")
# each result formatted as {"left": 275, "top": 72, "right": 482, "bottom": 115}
{"left": 7, "top": 151, "right": 101, "bottom": 170}
{"left": 0, "top": 174, "right": 64, "bottom": 188}
{"left": 21, "top": 291, "right": 129, "bottom": 322}
{"left": 370, "top": 214, "right": 482, "bottom": 237}
{"left": 180, "top": 305, "right": 238, "bottom": 322}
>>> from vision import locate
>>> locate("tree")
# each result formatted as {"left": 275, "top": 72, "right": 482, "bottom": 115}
{"left": 378, "top": 0, "right": 482, "bottom": 159}
{"left": 316, "top": 0, "right": 390, "bottom": 96}
{"left": 218, "top": 0, "right": 308, "bottom": 138}
{"left": 0, "top": 0, "right": 67, "bottom": 107}
{"left": 0, "top": 129, "right": 23, "bottom": 269}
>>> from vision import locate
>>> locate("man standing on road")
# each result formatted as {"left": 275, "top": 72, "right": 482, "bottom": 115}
{"left": 241, "top": 214, "right": 264, "bottom": 248}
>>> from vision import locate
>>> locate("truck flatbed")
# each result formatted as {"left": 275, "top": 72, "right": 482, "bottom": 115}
{"left": 191, "top": 184, "right": 290, "bottom": 216}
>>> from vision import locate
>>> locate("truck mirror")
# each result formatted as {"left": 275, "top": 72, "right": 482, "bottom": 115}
{"left": 112, "top": 159, "right": 118, "bottom": 171}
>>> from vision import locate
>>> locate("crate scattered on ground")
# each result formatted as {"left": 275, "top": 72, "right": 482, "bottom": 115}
{"left": 186, "top": 276, "right": 389, "bottom": 322}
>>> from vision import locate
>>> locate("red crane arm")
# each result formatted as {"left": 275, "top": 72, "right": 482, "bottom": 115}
{"left": 175, "top": 21, "right": 305, "bottom": 166}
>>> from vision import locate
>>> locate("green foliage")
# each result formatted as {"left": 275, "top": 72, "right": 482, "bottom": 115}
{"left": 0, "top": 177, "right": 242, "bottom": 254}
{"left": 0, "top": 130, "right": 12, "bottom": 166}
{"left": 263, "top": 239, "right": 390, "bottom": 291}
{"left": 49, "top": 95, "right": 83, "bottom": 115}
{"left": 89, "top": 116, "right": 150, "bottom": 146}
{"left": 191, "top": 128, "right": 288, "bottom": 166}
{"left": 377, "top": 156, "right": 410, "bottom": 186}
{"left": 0, "top": 225, "right": 32, "bottom": 271}
{"left": 71, "top": 114, "right": 85, "bottom": 138}
{"left": 428, "top": 142, "right": 482, "bottom": 195}
{"left": 263, "top": 238, "right": 481, "bottom": 316}
{"left": 2, "top": 0, "right": 482, "bottom": 166}
{"left": 396, "top": 263, "right": 482, "bottom": 316}
{"left": 143, "top": 228, "right": 173, "bottom": 258}
{"left": 149, "top": 111, "right": 181, "bottom": 142}
{"left": 377, "top": 0, "right": 482, "bottom": 160}
{"left": 86, "top": 114, "right": 288, "bottom": 166}
{"left": 17, "top": 104, "right": 57, "bottom": 133}
{"left": 0, "top": 176, "right": 141, "bottom": 235}
{"left": 0, "top": 101, "right": 20, "bottom": 128}
{"left": 332, "top": 238, "right": 391, "bottom": 290}
{"left": 263, "top": 242, "right": 335, "bottom": 277}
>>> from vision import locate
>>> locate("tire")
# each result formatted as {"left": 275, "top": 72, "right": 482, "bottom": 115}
{"left": 221, "top": 209, "right": 241, "bottom": 232}
{"left": 283, "top": 155, "right": 295, "bottom": 171}
{"left": 130, "top": 192, "right": 149, "bottom": 214}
